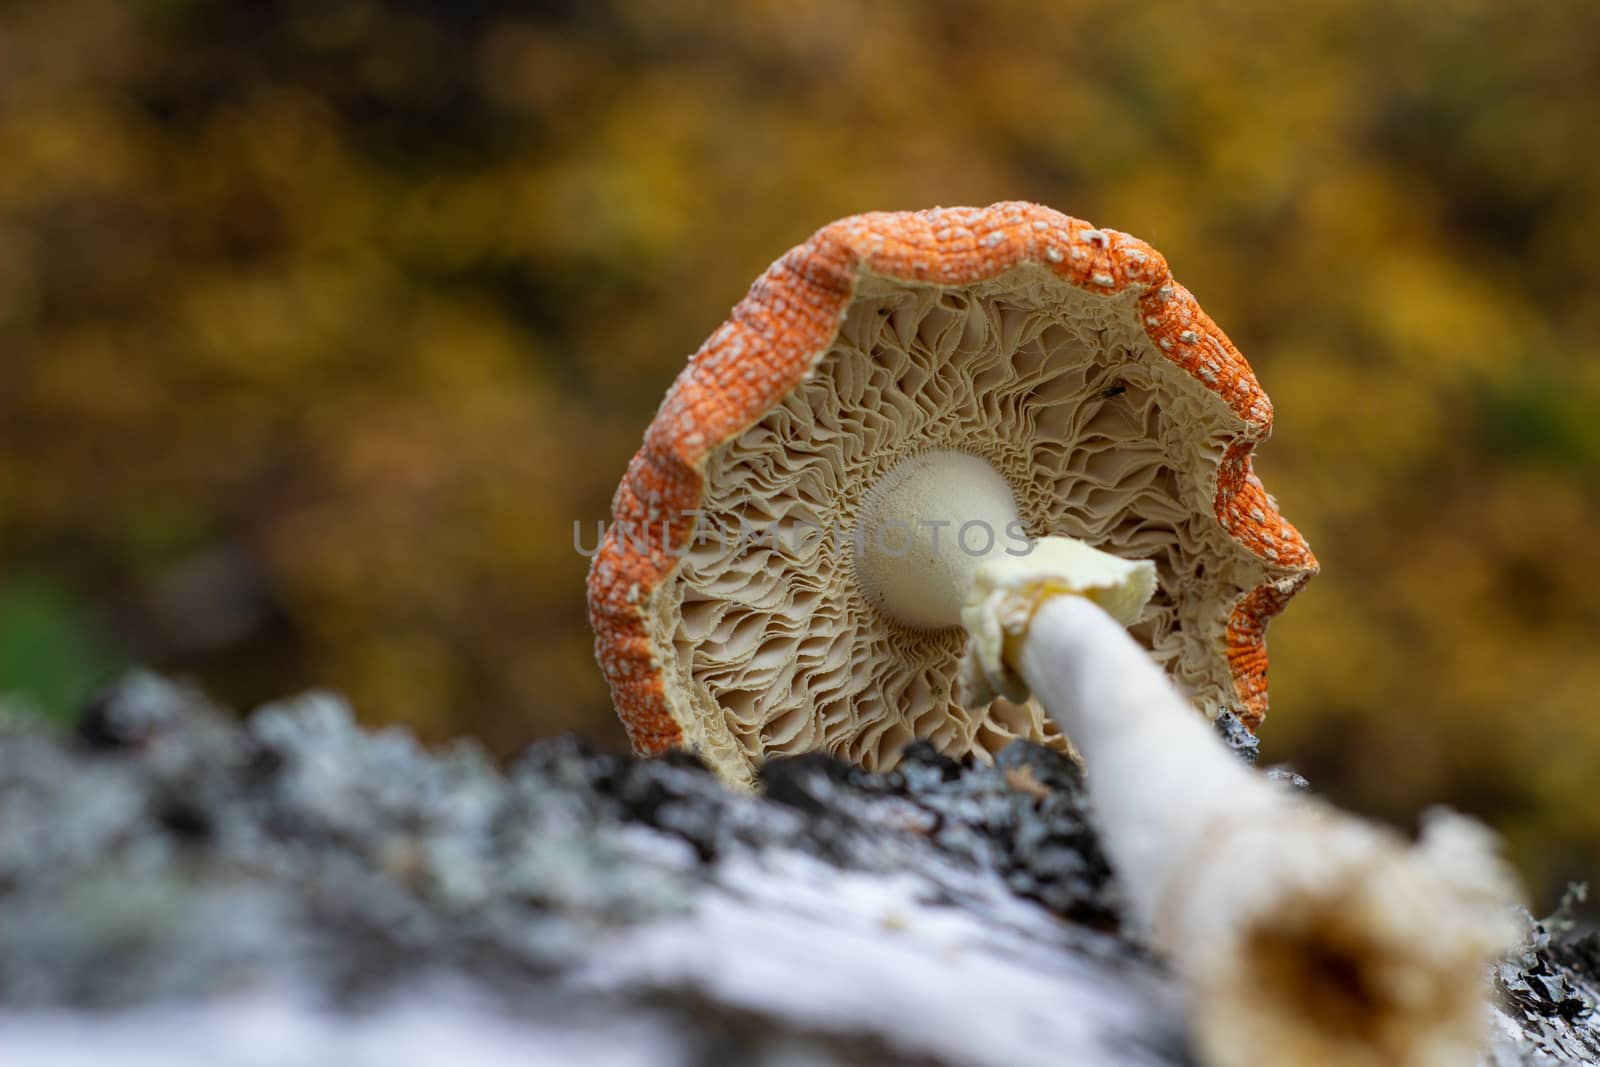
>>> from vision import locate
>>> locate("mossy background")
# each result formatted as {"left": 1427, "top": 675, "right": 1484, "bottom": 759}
{"left": 2, "top": 0, "right": 1597, "bottom": 911}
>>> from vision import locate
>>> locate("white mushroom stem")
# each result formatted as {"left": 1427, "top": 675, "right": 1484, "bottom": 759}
{"left": 1012, "top": 595, "right": 1272, "bottom": 903}
{"left": 976, "top": 589, "right": 1523, "bottom": 1067}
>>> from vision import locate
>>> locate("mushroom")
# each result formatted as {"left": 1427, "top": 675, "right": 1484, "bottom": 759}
{"left": 589, "top": 202, "right": 1520, "bottom": 1067}
{"left": 588, "top": 201, "right": 1314, "bottom": 788}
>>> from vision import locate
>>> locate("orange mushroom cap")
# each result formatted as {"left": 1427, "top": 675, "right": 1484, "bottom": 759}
{"left": 588, "top": 202, "right": 1316, "bottom": 786}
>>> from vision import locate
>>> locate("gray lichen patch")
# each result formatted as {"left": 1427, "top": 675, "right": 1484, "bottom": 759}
{"left": 0, "top": 673, "right": 1129, "bottom": 1013}
{"left": 0, "top": 674, "right": 691, "bottom": 1007}
{"left": 1492, "top": 900, "right": 1600, "bottom": 1064}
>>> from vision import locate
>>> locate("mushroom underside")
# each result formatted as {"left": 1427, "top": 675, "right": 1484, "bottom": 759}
{"left": 644, "top": 265, "right": 1284, "bottom": 785}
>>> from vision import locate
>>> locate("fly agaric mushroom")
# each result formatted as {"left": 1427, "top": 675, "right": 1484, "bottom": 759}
{"left": 588, "top": 202, "right": 1315, "bottom": 788}
{"left": 589, "top": 202, "right": 1521, "bottom": 1067}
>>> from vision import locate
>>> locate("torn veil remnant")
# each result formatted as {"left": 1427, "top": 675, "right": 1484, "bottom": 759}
{"left": 588, "top": 202, "right": 1316, "bottom": 788}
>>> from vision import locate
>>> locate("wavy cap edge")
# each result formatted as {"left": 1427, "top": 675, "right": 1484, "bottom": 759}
{"left": 586, "top": 202, "right": 1318, "bottom": 754}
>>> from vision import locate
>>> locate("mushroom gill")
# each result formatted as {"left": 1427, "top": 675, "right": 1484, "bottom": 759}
{"left": 643, "top": 266, "right": 1278, "bottom": 787}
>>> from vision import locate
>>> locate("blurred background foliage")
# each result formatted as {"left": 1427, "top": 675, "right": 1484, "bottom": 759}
{"left": 1, "top": 0, "right": 1597, "bottom": 909}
